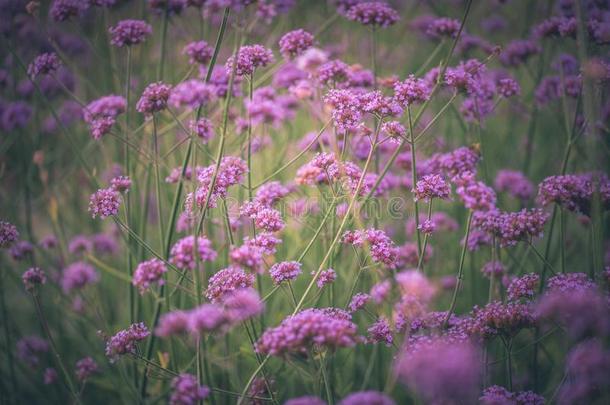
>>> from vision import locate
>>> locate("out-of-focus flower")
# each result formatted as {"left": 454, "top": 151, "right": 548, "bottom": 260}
{"left": 109, "top": 20, "right": 152, "bottom": 47}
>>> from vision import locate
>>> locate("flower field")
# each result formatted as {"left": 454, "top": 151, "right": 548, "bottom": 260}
{"left": 1, "top": 0, "right": 610, "bottom": 404}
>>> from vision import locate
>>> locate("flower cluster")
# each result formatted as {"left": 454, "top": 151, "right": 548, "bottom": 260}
{"left": 28, "top": 53, "right": 62, "bottom": 78}
{"left": 136, "top": 82, "right": 172, "bottom": 115}
{"left": 132, "top": 258, "right": 168, "bottom": 294}
{"left": 226, "top": 45, "right": 274, "bottom": 76}
{"left": 169, "top": 236, "right": 217, "bottom": 270}
{"left": 109, "top": 20, "right": 152, "bottom": 47}
{"left": 269, "top": 261, "right": 302, "bottom": 284}
{"left": 105, "top": 323, "right": 150, "bottom": 362}
{"left": 279, "top": 29, "right": 314, "bottom": 59}
{"left": 345, "top": 2, "right": 400, "bottom": 28}
{"left": 255, "top": 308, "right": 359, "bottom": 356}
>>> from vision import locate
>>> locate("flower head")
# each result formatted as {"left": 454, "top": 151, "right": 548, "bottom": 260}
{"left": 133, "top": 258, "right": 168, "bottom": 294}
{"left": 279, "top": 29, "right": 314, "bottom": 59}
{"left": 136, "top": 82, "right": 172, "bottom": 115}
{"left": 22, "top": 267, "right": 46, "bottom": 292}
{"left": 109, "top": 20, "right": 152, "bottom": 47}
{"left": 345, "top": 2, "right": 399, "bottom": 28}
{"left": 105, "top": 323, "right": 150, "bottom": 362}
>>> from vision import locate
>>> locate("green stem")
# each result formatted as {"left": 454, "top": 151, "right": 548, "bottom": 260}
{"left": 408, "top": 106, "right": 422, "bottom": 258}
{"left": 32, "top": 294, "right": 82, "bottom": 405}
{"left": 443, "top": 210, "right": 473, "bottom": 327}
{"left": 157, "top": 11, "right": 169, "bottom": 81}
{"left": 417, "top": 201, "right": 433, "bottom": 271}
{"left": 559, "top": 207, "right": 565, "bottom": 273}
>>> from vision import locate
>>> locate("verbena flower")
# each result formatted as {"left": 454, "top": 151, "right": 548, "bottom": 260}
{"left": 89, "top": 188, "right": 122, "bottom": 219}
{"left": 170, "top": 373, "right": 210, "bottom": 405}
{"left": 132, "top": 258, "right": 167, "bottom": 294}
{"left": 255, "top": 308, "right": 359, "bottom": 356}
{"left": 170, "top": 236, "right": 217, "bottom": 270}
{"left": 226, "top": 45, "right": 274, "bottom": 76}
{"left": 61, "top": 262, "right": 99, "bottom": 293}
{"left": 183, "top": 40, "right": 214, "bottom": 65}
{"left": 279, "top": 29, "right": 314, "bottom": 59}
{"left": 316, "top": 268, "right": 337, "bottom": 288}
{"left": 136, "top": 82, "right": 172, "bottom": 115}
{"left": 269, "top": 261, "right": 302, "bottom": 284}
{"left": 75, "top": 357, "right": 98, "bottom": 382}
{"left": 105, "top": 323, "right": 150, "bottom": 362}
{"left": 109, "top": 20, "right": 153, "bottom": 47}
{"left": 0, "top": 221, "right": 19, "bottom": 248}
{"left": 338, "top": 391, "right": 395, "bottom": 405}
{"left": 22, "top": 267, "right": 46, "bottom": 292}
{"left": 345, "top": 2, "right": 399, "bottom": 28}
{"left": 206, "top": 266, "right": 255, "bottom": 303}
{"left": 28, "top": 53, "right": 61, "bottom": 78}
{"left": 16, "top": 336, "right": 49, "bottom": 368}
{"left": 413, "top": 174, "right": 450, "bottom": 202}
{"left": 494, "top": 169, "right": 533, "bottom": 200}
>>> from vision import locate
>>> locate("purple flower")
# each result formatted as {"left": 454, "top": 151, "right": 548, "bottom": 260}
{"left": 170, "top": 373, "right": 210, "bottom": 405}
{"left": 426, "top": 17, "right": 461, "bottom": 38}
{"left": 68, "top": 235, "right": 93, "bottom": 256}
{"left": 255, "top": 181, "right": 290, "bottom": 207}
{"left": 89, "top": 188, "right": 122, "bottom": 219}
{"left": 83, "top": 95, "right": 126, "bottom": 140}
{"left": 50, "top": 0, "right": 88, "bottom": 22}
{"left": 349, "top": 293, "right": 370, "bottom": 312}
{"left": 17, "top": 336, "right": 49, "bottom": 368}
{"left": 558, "top": 339, "right": 610, "bottom": 404}
{"left": 455, "top": 173, "right": 497, "bottom": 212}
{"left": 279, "top": 29, "right": 314, "bottom": 59}
{"left": 285, "top": 396, "right": 326, "bottom": 405}
{"left": 222, "top": 288, "right": 264, "bottom": 323}
{"left": 480, "top": 385, "right": 545, "bottom": 405}
{"left": 255, "top": 308, "right": 359, "bottom": 356}
{"left": 183, "top": 40, "right": 214, "bottom": 65}
{"left": 394, "top": 338, "right": 481, "bottom": 404}
{"left": 189, "top": 118, "right": 215, "bottom": 143}
{"left": 500, "top": 40, "right": 541, "bottom": 67}
{"left": 1, "top": 101, "right": 32, "bottom": 131}
{"left": 467, "top": 301, "right": 535, "bottom": 340}
{"left": 226, "top": 45, "right": 274, "bottom": 76}
{"left": 494, "top": 170, "right": 533, "bottom": 200}
{"left": 188, "top": 304, "right": 228, "bottom": 335}
{"left": 10, "top": 240, "right": 34, "bottom": 261}
{"left": 110, "top": 176, "right": 132, "bottom": 193}
{"left": 317, "top": 60, "right": 350, "bottom": 86}
{"left": 205, "top": 266, "right": 255, "bottom": 303}
{"left": 105, "top": 323, "right": 150, "bottom": 362}
{"left": 338, "top": 391, "right": 395, "bottom": 405}
{"left": 22, "top": 267, "right": 46, "bottom": 292}
{"left": 413, "top": 174, "right": 451, "bottom": 202}
{"left": 393, "top": 75, "right": 430, "bottom": 106}
{"left": 148, "top": 0, "right": 188, "bottom": 15}
{"left": 169, "top": 80, "right": 216, "bottom": 109}
{"left": 481, "top": 260, "right": 505, "bottom": 279}
{"left": 230, "top": 244, "right": 264, "bottom": 273}
{"left": 417, "top": 219, "right": 436, "bottom": 235}
{"left": 0, "top": 221, "right": 19, "bottom": 248}
{"left": 28, "top": 53, "right": 61, "bottom": 78}
{"left": 381, "top": 121, "right": 406, "bottom": 143}
{"left": 136, "top": 82, "right": 172, "bottom": 115}
{"left": 43, "top": 368, "right": 58, "bottom": 385}
{"left": 62, "top": 262, "right": 99, "bottom": 293}
{"left": 109, "top": 20, "right": 152, "bottom": 47}
{"left": 537, "top": 174, "right": 593, "bottom": 213}
{"left": 188, "top": 156, "right": 248, "bottom": 209}
{"left": 244, "top": 232, "right": 282, "bottom": 255}
{"left": 370, "top": 280, "right": 391, "bottom": 304}
{"left": 507, "top": 273, "right": 539, "bottom": 302}
{"left": 367, "top": 318, "right": 393, "bottom": 346}
{"left": 269, "top": 261, "right": 302, "bottom": 284}
{"left": 75, "top": 357, "right": 98, "bottom": 381}
{"left": 497, "top": 77, "right": 521, "bottom": 98}
{"left": 316, "top": 268, "right": 337, "bottom": 288}
{"left": 170, "top": 236, "right": 217, "bottom": 270}
{"left": 155, "top": 310, "right": 190, "bottom": 337}
{"left": 133, "top": 258, "right": 167, "bottom": 294}
{"left": 345, "top": 2, "right": 399, "bottom": 28}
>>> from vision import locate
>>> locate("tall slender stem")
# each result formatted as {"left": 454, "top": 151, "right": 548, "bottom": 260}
{"left": 32, "top": 294, "right": 82, "bottom": 405}
{"left": 124, "top": 46, "right": 135, "bottom": 326}
{"left": 417, "top": 201, "right": 433, "bottom": 271}
{"left": 443, "top": 210, "right": 473, "bottom": 327}
{"left": 408, "top": 106, "right": 422, "bottom": 258}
